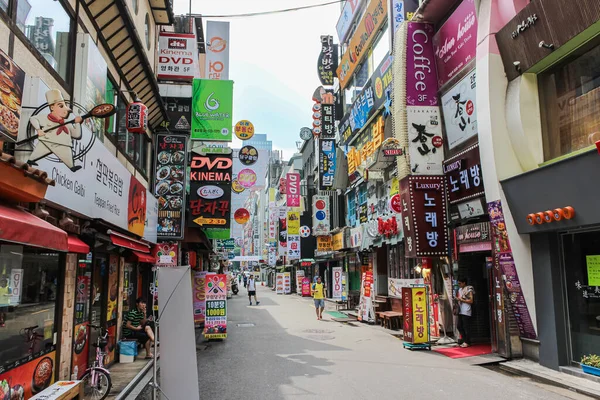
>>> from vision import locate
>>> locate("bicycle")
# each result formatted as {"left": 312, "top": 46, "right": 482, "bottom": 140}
{"left": 21, "top": 325, "right": 43, "bottom": 355}
{"left": 80, "top": 324, "right": 112, "bottom": 400}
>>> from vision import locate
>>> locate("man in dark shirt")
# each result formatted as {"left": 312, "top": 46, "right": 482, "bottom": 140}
{"left": 123, "top": 297, "right": 155, "bottom": 358}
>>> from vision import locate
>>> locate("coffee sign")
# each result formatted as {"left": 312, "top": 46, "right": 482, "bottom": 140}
{"left": 406, "top": 23, "right": 438, "bottom": 107}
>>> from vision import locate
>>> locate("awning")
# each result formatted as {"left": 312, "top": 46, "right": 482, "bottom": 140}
{"left": 108, "top": 230, "right": 151, "bottom": 253}
{"left": 0, "top": 204, "right": 68, "bottom": 251}
{"left": 132, "top": 251, "right": 156, "bottom": 264}
{"left": 68, "top": 235, "right": 90, "bottom": 254}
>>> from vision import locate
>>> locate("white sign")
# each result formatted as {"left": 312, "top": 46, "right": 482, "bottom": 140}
{"left": 158, "top": 32, "right": 199, "bottom": 81}
{"left": 350, "top": 226, "right": 363, "bottom": 248}
{"left": 388, "top": 278, "right": 424, "bottom": 298}
{"left": 407, "top": 106, "right": 445, "bottom": 175}
{"left": 31, "top": 381, "right": 84, "bottom": 400}
{"left": 441, "top": 69, "right": 478, "bottom": 149}
{"left": 457, "top": 198, "right": 486, "bottom": 219}
{"left": 312, "top": 196, "right": 330, "bottom": 236}
{"left": 268, "top": 247, "right": 277, "bottom": 266}
{"left": 276, "top": 273, "right": 284, "bottom": 294}
{"left": 205, "top": 21, "right": 230, "bottom": 80}
{"left": 287, "top": 235, "right": 300, "bottom": 260}
{"left": 143, "top": 191, "right": 158, "bottom": 244}
{"left": 332, "top": 266, "right": 343, "bottom": 300}
{"left": 296, "top": 270, "right": 305, "bottom": 293}
{"left": 9, "top": 268, "right": 23, "bottom": 305}
{"left": 336, "top": 0, "right": 362, "bottom": 44}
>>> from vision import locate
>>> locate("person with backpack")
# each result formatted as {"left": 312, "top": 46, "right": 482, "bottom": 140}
{"left": 312, "top": 276, "right": 326, "bottom": 320}
{"left": 455, "top": 276, "right": 475, "bottom": 348}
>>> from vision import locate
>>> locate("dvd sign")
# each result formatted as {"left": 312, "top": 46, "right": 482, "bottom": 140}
{"left": 157, "top": 32, "right": 199, "bottom": 81}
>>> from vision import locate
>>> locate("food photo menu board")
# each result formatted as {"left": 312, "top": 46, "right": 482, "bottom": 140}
{"left": 154, "top": 134, "right": 188, "bottom": 239}
{"left": 0, "top": 49, "right": 25, "bottom": 142}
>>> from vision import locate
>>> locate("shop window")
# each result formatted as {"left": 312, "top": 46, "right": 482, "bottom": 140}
{"left": 0, "top": 245, "right": 59, "bottom": 370}
{"left": 0, "top": 0, "right": 7, "bottom": 13}
{"left": 145, "top": 13, "right": 151, "bottom": 50}
{"left": 116, "top": 97, "right": 149, "bottom": 176}
{"left": 371, "top": 23, "right": 389, "bottom": 72}
{"left": 539, "top": 43, "right": 600, "bottom": 161}
{"left": 18, "top": 0, "right": 72, "bottom": 81}
{"left": 105, "top": 76, "right": 117, "bottom": 138}
{"left": 132, "top": 0, "right": 139, "bottom": 15}
{"left": 347, "top": 192, "right": 356, "bottom": 227}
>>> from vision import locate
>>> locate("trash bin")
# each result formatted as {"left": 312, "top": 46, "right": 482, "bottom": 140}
{"left": 119, "top": 340, "right": 138, "bottom": 363}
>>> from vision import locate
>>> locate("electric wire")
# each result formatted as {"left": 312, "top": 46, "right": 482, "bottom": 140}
{"left": 188, "top": 0, "right": 344, "bottom": 18}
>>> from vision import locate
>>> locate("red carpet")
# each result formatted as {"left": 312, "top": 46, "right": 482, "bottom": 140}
{"left": 433, "top": 343, "right": 492, "bottom": 359}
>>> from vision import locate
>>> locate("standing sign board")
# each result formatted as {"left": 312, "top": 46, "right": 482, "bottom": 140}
{"left": 296, "top": 270, "right": 305, "bottom": 293}
{"left": 402, "top": 287, "right": 429, "bottom": 344}
{"left": 283, "top": 272, "right": 291, "bottom": 294}
{"left": 155, "top": 134, "right": 187, "bottom": 239}
{"left": 276, "top": 273, "right": 284, "bottom": 294}
{"left": 158, "top": 32, "right": 199, "bottom": 81}
{"left": 191, "top": 79, "right": 233, "bottom": 141}
{"left": 204, "top": 274, "right": 228, "bottom": 339}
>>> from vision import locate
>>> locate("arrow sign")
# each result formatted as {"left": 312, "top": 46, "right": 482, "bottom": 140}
{"left": 193, "top": 217, "right": 227, "bottom": 226}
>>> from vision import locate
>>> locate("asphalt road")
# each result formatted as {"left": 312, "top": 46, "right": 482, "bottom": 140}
{"left": 196, "top": 285, "right": 590, "bottom": 400}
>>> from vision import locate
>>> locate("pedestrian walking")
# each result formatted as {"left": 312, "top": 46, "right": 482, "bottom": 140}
{"left": 455, "top": 276, "right": 475, "bottom": 348}
{"left": 312, "top": 276, "right": 326, "bottom": 320}
{"left": 247, "top": 275, "right": 260, "bottom": 306}
{"left": 243, "top": 274, "right": 248, "bottom": 288}
{"left": 238, "top": 274, "right": 242, "bottom": 284}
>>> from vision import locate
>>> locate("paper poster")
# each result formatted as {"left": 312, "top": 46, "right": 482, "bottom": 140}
{"left": 204, "top": 274, "right": 227, "bottom": 339}
{"left": 0, "top": 352, "right": 56, "bottom": 399}
{"left": 586, "top": 255, "right": 600, "bottom": 286}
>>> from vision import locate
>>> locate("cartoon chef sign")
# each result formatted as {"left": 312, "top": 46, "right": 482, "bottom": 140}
{"left": 27, "top": 89, "right": 83, "bottom": 172}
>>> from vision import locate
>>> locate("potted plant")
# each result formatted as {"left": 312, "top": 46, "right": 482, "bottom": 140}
{"left": 581, "top": 354, "right": 600, "bottom": 376}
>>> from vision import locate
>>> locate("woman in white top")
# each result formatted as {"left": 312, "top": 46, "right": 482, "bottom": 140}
{"left": 455, "top": 276, "right": 475, "bottom": 348}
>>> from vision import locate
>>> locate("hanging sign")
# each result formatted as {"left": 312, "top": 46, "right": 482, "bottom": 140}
{"left": 317, "top": 35, "right": 338, "bottom": 86}
{"left": 234, "top": 120, "right": 255, "bottom": 140}
{"left": 407, "top": 107, "right": 444, "bottom": 175}
{"left": 234, "top": 208, "right": 250, "bottom": 224}
{"left": 158, "top": 32, "right": 199, "bottom": 81}
{"left": 441, "top": 69, "right": 478, "bottom": 150}
{"left": 286, "top": 172, "right": 301, "bottom": 207}
{"left": 300, "top": 226, "right": 311, "bottom": 238}
{"left": 154, "top": 243, "right": 178, "bottom": 267}
{"left": 125, "top": 100, "right": 148, "bottom": 133}
{"left": 238, "top": 145, "right": 258, "bottom": 165}
{"left": 319, "top": 139, "right": 336, "bottom": 190}
{"left": 313, "top": 195, "right": 331, "bottom": 235}
{"left": 161, "top": 96, "right": 191, "bottom": 131}
{"left": 232, "top": 179, "right": 245, "bottom": 193}
{"left": 191, "top": 79, "right": 233, "bottom": 141}
{"left": 316, "top": 235, "right": 333, "bottom": 252}
{"left": 443, "top": 143, "right": 484, "bottom": 204}
{"left": 205, "top": 21, "right": 230, "bottom": 80}
{"left": 238, "top": 168, "right": 257, "bottom": 188}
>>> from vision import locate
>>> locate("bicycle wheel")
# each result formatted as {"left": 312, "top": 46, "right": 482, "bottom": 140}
{"left": 80, "top": 368, "right": 112, "bottom": 400}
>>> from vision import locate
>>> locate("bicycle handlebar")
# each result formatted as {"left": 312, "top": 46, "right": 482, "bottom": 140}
{"left": 24, "top": 325, "right": 39, "bottom": 331}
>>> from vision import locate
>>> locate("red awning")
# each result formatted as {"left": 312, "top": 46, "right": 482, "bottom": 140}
{"left": 109, "top": 230, "right": 151, "bottom": 253}
{"left": 0, "top": 204, "right": 68, "bottom": 251}
{"left": 68, "top": 235, "right": 90, "bottom": 254}
{"left": 132, "top": 251, "right": 156, "bottom": 264}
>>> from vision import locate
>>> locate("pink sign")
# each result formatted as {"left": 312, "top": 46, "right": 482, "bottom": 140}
{"left": 433, "top": 0, "right": 477, "bottom": 88}
{"left": 238, "top": 168, "right": 257, "bottom": 188}
{"left": 301, "top": 277, "right": 311, "bottom": 297}
{"left": 459, "top": 242, "right": 492, "bottom": 253}
{"left": 406, "top": 23, "right": 438, "bottom": 107}
{"left": 286, "top": 172, "right": 301, "bottom": 207}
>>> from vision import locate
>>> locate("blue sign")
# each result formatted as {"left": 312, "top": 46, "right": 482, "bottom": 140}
{"left": 319, "top": 138, "right": 337, "bottom": 190}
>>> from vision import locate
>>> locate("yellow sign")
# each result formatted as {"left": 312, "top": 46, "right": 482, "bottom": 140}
{"left": 287, "top": 211, "right": 300, "bottom": 235}
{"left": 234, "top": 120, "right": 255, "bottom": 140}
{"left": 411, "top": 287, "right": 429, "bottom": 344}
{"left": 337, "top": 0, "right": 388, "bottom": 89}
{"left": 232, "top": 179, "right": 245, "bottom": 193}
{"left": 347, "top": 115, "right": 385, "bottom": 175}
{"left": 193, "top": 217, "right": 227, "bottom": 226}
{"left": 586, "top": 255, "right": 600, "bottom": 286}
{"left": 332, "top": 232, "right": 344, "bottom": 251}
{"left": 390, "top": 177, "right": 399, "bottom": 196}
{"left": 317, "top": 235, "right": 333, "bottom": 252}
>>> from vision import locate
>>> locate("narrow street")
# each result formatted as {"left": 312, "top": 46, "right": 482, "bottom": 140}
{"left": 195, "top": 286, "right": 590, "bottom": 400}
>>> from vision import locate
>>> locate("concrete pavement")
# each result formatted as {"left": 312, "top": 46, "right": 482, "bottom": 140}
{"left": 196, "top": 284, "right": 591, "bottom": 400}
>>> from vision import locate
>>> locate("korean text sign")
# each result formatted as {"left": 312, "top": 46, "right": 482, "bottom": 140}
{"left": 161, "top": 97, "right": 191, "bottom": 131}
{"left": 317, "top": 35, "right": 338, "bottom": 86}
{"left": 400, "top": 176, "right": 449, "bottom": 257}
{"left": 158, "top": 33, "right": 199, "bottom": 81}
{"left": 433, "top": 0, "right": 477, "bottom": 88}
{"left": 441, "top": 69, "right": 477, "bottom": 150}
{"left": 319, "top": 139, "right": 337, "bottom": 190}
{"left": 205, "top": 21, "right": 230, "bottom": 80}
{"left": 286, "top": 172, "right": 301, "bottom": 207}
{"left": 410, "top": 287, "right": 429, "bottom": 344}
{"left": 204, "top": 274, "right": 228, "bottom": 339}
{"left": 191, "top": 79, "right": 233, "bottom": 141}
{"left": 443, "top": 143, "right": 484, "bottom": 204}
{"left": 337, "top": 0, "right": 388, "bottom": 89}
{"left": 155, "top": 134, "right": 187, "bottom": 239}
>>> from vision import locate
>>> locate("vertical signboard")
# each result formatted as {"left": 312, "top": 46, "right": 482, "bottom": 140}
{"left": 321, "top": 102, "right": 335, "bottom": 139}
{"left": 286, "top": 172, "right": 301, "bottom": 207}
{"left": 406, "top": 107, "right": 444, "bottom": 175}
{"left": 155, "top": 134, "right": 187, "bottom": 239}
{"left": 188, "top": 152, "right": 233, "bottom": 239}
{"left": 317, "top": 35, "right": 338, "bottom": 86}
{"left": 332, "top": 266, "right": 343, "bottom": 300}
{"left": 158, "top": 32, "right": 199, "bottom": 81}
{"left": 278, "top": 207, "right": 287, "bottom": 256}
{"left": 406, "top": 23, "right": 439, "bottom": 107}
{"left": 440, "top": 69, "right": 478, "bottom": 150}
{"left": 0, "top": 49, "right": 25, "bottom": 142}
{"left": 191, "top": 79, "right": 233, "bottom": 141}
{"left": 319, "top": 139, "right": 337, "bottom": 190}
{"left": 312, "top": 195, "right": 331, "bottom": 235}
{"left": 432, "top": 0, "right": 477, "bottom": 88}
{"left": 205, "top": 21, "right": 230, "bottom": 80}
{"left": 204, "top": 274, "right": 227, "bottom": 339}
{"left": 411, "top": 287, "right": 429, "bottom": 344}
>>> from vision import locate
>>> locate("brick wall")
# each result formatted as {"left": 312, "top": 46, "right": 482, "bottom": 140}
{"left": 59, "top": 253, "right": 77, "bottom": 380}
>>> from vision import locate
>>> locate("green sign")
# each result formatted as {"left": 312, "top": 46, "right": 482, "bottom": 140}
{"left": 586, "top": 255, "right": 600, "bottom": 286}
{"left": 216, "top": 238, "right": 235, "bottom": 250}
{"left": 192, "top": 79, "right": 233, "bottom": 141}
{"left": 204, "top": 228, "right": 231, "bottom": 240}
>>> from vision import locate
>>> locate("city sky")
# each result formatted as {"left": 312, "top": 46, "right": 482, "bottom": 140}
{"left": 172, "top": 0, "right": 341, "bottom": 160}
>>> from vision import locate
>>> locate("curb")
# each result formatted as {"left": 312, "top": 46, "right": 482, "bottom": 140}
{"left": 499, "top": 364, "right": 600, "bottom": 399}
{"left": 115, "top": 359, "right": 155, "bottom": 400}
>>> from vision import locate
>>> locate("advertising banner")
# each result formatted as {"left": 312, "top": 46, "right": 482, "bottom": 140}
{"left": 302, "top": 277, "right": 311, "bottom": 296}
{"left": 346, "top": 115, "right": 385, "bottom": 176}
{"left": 319, "top": 139, "right": 337, "bottom": 190}
{"left": 316, "top": 235, "right": 333, "bottom": 252}
{"left": 286, "top": 172, "right": 301, "bottom": 207}
{"left": 205, "top": 21, "right": 230, "bottom": 80}
{"left": 191, "top": 79, "right": 233, "bottom": 141}
{"left": 162, "top": 96, "right": 191, "bottom": 131}
{"left": 188, "top": 153, "right": 233, "bottom": 238}
{"left": 128, "top": 176, "right": 147, "bottom": 237}
{"left": 332, "top": 266, "right": 343, "bottom": 300}
{"left": 407, "top": 107, "right": 444, "bottom": 175}
{"left": 443, "top": 143, "right": 484, "bottom": 204}
{"left": 283, "top": 272, "right": 292, "bottom": 294}
{"left": 192, "top": 271, "right": 208, "bottom": 325}
{"left": 337, "top": 0, "right": 388, "bottom": 89}
{"left": 406, "top": 23, "right": 438, "bottom": 107}
{"left": 336, "top": 0, "right": 362, "bottom": 44}
{"left": 357, "top": 271, "right": 374, "bottom": 322}
{"left": 153, "top": 243, "right": 178, "bottom": 267}
{"left": 312, "top": 196, "right": 331, "bottom": 235}
{"left": 488, "top": 200, "right": 537, "bottom": 339}
{"left": 0, "top": 49, "right": 25, "bottom": 142}
{"left": 158, "top": 32, "right": 199, "bottom": 81}
{"left": 287, "top": 235, "right": 300, "bottom": 260}
{"left": 441, "top": 68, "right": 477, "bottom": 149}
{"left": 339, "top": 55, "right": 393, "bottom": 146}
{"left": 278, "top": 207, "right": 288, "bottom": 256}
{"left": 204, "top": 274, "right": 228, "bottom": 339}
{"left": 433, "top": 0, "right": 477, "bottom": 88}
{"left": 276, "top": 273, "right": 284, "bottom": 294}
{"left": 0, "top": 351, "right": 56, "bottom": 398}
{"left": 317, "top": 35, "right": 338, "bottom": 86}
{"left": 388, "top": 278, "right": 424, "bottom": 298}
{"left": 400, "top": 176, "right": 449, "bottom": 257}
{"left": 268, "top": 247, "right": 277, "bottom": 266}
{"left": 287, "top": 211, "right": 300, "bottom": 235}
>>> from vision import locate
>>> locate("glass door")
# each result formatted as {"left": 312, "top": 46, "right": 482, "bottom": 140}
{"left": 72, "top": 253, "right": 92, "bottom": 378}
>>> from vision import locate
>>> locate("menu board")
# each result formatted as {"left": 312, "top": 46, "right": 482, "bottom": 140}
{"left": 154, "top": 134, "right": 188, "bottom": 239}
{"left": 0, "top": 50, "right": 25, "bottom": 142}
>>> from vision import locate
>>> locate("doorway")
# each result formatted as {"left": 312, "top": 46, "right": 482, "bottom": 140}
{"left": 456, "top": 252, "right": 492, "bottom": 344}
